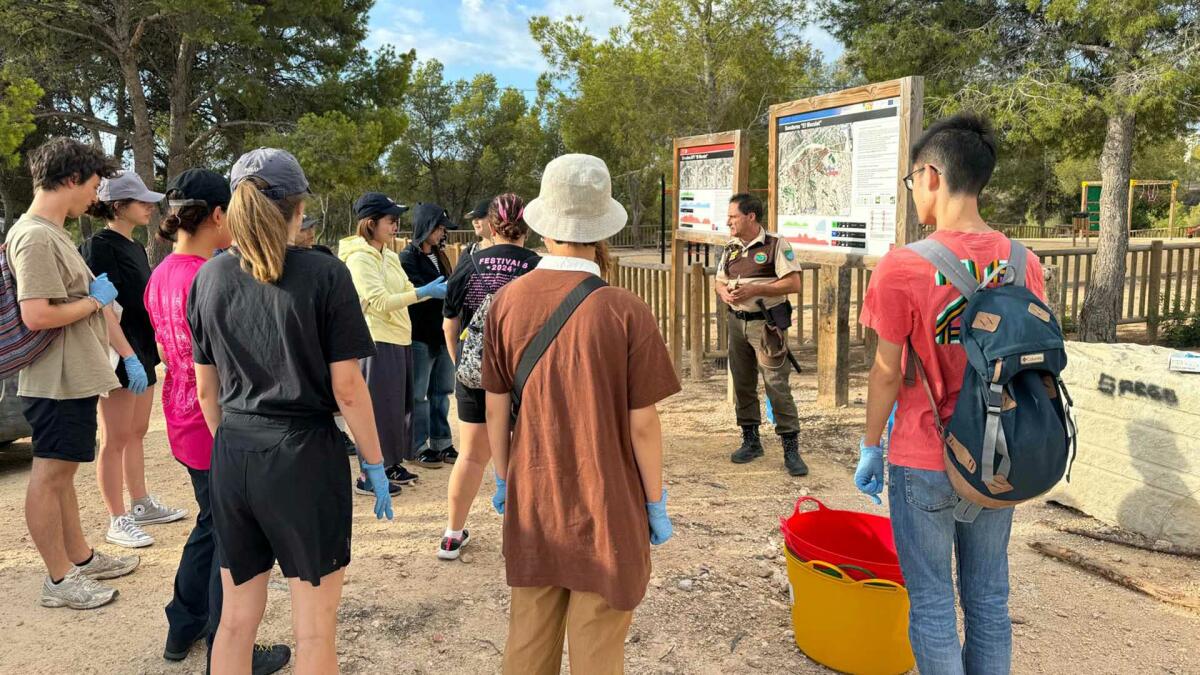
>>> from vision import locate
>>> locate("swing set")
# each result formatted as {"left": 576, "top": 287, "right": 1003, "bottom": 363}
{"left": 1079, "top": 179, "right": 1180, "bottom": 240}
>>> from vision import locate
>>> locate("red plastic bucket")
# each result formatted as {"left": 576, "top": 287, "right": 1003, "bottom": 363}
{"left": 779, "top": 497, "right": 905, "bottom": 585}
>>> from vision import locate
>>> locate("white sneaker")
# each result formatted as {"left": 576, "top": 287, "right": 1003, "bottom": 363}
{"left": 130, "top": 495, "right": 188, "bottom": 525}
{"left": 106, "top": 514, "right": 154, "bottom": 548}
{"left": 40, "top": 568, "right": 117, "bottom": 609}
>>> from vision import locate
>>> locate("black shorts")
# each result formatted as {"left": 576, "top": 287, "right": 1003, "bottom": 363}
{"left": 21, "top": 396, "right": 99, "bottom": 462}
{"left": 455, "top": 381, "right": 486, "bottom": 424}
{"left": 211, "top": 412, "right": 352, "bottom": 586}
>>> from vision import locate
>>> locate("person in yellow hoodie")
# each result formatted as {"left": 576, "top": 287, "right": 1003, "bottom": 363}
{"left": 339, "top": 192, "right": 448, "bottom": 495}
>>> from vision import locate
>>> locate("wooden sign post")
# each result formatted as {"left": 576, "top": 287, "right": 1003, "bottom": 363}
{"left": 668, "top": 130, "right": 749, "bottom": 377}
{"left": 768, "top": 77, "right": 924, "bottom": 407}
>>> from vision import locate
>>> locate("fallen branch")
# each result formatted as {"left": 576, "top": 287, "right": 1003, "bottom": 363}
{"left": 476, "top": 638, "right": 501, "bottom": 655}
{"left": 1054, "top": 524, "right": 1200, "bottom": 560}
{"left": 1028, "top": 541, "right": 1200, "bottom": 609}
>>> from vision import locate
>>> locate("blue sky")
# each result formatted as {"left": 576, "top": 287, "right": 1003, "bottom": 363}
{"left": 366, "top": 0, "right": 843, "bottom": 93}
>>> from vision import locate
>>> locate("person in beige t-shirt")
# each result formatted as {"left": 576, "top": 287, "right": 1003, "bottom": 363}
{"left": 9, "top": 138, "right": 138, "bottom": 611}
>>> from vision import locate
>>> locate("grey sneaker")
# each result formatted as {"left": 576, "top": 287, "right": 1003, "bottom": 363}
{"left": 77, "top": 548, "right": 140, "bottom": 580}
{"left": 131, "top": 495, "right": 188, "bottom": 525}
{"left": 40, "top": 568, "right": 117, "bottom": 609}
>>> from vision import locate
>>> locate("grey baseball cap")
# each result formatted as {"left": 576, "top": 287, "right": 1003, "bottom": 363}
{"left": 229, "top": 148, "right": 310, "bottom": 200}
{"left": 97, "top": 170, "right": 165, "bottom": 203}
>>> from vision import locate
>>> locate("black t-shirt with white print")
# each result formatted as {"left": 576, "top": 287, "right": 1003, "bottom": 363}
{"left": 443, "top": 243, "right": 541, "bottom": 330}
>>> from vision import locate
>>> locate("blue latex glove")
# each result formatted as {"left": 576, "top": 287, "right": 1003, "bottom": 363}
{"left": 89, "top": 273, "right": 118, "bottom": 307}
{"left": 122, "top": 354, "right": 148, "bottom": 394}
{"left": 416, "top": 276, "right": 447, "bottom": 300}
{"left": 361, "top": 461, "right": 393, "bottom": 520}
{"left": 855, "top": 438, "right": 885, "bottom": 505}
{"left": 492, "top": 474, "right": 507, "bottom": 514}
{"left": 646, "top": 489, "right": 673, "bottom": 545}
{"left": 765, "top": 397, "right": 775, "bottom": 425}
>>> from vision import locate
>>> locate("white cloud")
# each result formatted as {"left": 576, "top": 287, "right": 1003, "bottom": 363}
{"left": 369, "top": 0, "right": 629, "bottom": 76}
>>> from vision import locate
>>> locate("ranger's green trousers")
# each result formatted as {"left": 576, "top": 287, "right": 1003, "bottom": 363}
{"left": 728, "top": 314, "right": 799, "bottom": 435}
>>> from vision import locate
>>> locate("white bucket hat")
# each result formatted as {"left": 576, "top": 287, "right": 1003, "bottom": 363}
{"left": 523, "top": 154, "right": 627, "bottom": 243}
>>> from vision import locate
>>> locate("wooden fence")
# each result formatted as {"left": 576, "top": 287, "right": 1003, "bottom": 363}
{"left": 1035, "top": 240, "right": 1200, "bottom": 339}
{"left": 607, "top": 257, "right": 873, "bottom": 369}
{"left": 609, "top": 239, "right": 1200, "bottom": 373}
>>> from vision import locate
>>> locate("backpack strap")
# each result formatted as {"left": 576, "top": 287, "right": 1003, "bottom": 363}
{"left": 511, "top": 275, "right": 607, "bottom": 417}
{"left": 1004, "top": 240, "right": 1027, "bottom": 287}
{"left": 908, "top": 238, "right": 979, "bottom": 300}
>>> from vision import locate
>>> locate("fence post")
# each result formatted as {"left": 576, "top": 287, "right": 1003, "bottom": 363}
{"left": 607, "top": 255, "right": 620, "bottom": 285}
{"left": 689, "top": 263, "right": 705, "bottom": 381}
{"left": 1044, "top": 264, "right": 1062, "bottom": 322}
{"left": 1147, "top": 239, "right": 1164, "bottom": 341}
{"left": 816, "top": 265, "right": 851, "bottom": 408}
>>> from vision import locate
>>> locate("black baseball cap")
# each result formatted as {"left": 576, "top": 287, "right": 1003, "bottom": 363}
{"left": 165, "top": 169, "right": 231, "bottom": 210}
{"left": 465, "top": 199, "right": 491, "bottom": 220}
{"left": 354, "top": 192, "right": 409, "bottom": 219}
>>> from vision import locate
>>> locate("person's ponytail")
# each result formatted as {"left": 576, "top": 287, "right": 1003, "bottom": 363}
{"left": 226, "top": 177, "right": 294, "bottom": 284}
{"left": 157, "top": 204, "right": 210, "bottom": 242}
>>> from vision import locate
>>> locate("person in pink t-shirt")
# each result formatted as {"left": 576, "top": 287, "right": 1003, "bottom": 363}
{"left": 146, "top": 169, "right": 289, "bottom": 673}
{"left": 856, "top": 113, "right": 1045, "bottom": 675}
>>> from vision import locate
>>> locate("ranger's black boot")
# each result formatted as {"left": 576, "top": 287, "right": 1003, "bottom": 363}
{"left": 782, "top": 433, "right": 808, "bottom": 476}
{"left": 730, "top": 425, "right": 764, "bottom": 464}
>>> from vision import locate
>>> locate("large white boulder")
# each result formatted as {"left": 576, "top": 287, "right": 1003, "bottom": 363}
{"left": 1049, "top": 342, "right": 1200, "bottom": 549}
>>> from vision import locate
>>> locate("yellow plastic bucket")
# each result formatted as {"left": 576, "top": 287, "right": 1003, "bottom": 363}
{"left": 785, "top": 547, "right": 915, "bottom": 675}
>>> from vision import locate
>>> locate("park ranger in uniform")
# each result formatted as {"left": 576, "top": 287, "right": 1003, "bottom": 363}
{"left": 713, "top": 193, "right": 807, "bottom": 476}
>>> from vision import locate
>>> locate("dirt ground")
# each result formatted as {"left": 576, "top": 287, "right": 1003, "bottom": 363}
{"left": 0, "top": 357, "right": 1197, "bottom": 675}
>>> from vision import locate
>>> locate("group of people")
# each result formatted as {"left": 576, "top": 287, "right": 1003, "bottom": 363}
{"left": 10, "top": 109, "right": 1035, "bottom": 675}
{"left": 11, "top": 140, "right": 675, "bottom": 674}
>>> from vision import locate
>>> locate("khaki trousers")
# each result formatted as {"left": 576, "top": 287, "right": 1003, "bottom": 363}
{"left": 503, "top": 586, "right": 634, "bottom": 675}
{"left": 727, "top": 314, "right": 800, "bottom": 435}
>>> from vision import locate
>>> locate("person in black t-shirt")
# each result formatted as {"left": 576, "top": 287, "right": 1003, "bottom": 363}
{"left": 81, "top": 170, "right": 187, "bottom": 551}
{"left": 436, "top": 193, "right": 540, "bottom": 560}
{"left": 187, "top": 148, "right": 391, "bottom": 674}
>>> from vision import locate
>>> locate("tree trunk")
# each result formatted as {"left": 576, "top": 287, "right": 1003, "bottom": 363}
{"left": 149, "top": 35, "right": 198, "bottom": 267}
{"left": 1077, "top": 111, "right": 1136, "bottom": 342}
{"left": 0, "top": 179, "right": 13, "bottom": 241}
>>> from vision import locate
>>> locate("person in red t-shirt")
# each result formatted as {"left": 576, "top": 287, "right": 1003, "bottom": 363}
{"left": 856, "top": 113, "right": 1045, "bottom": 675}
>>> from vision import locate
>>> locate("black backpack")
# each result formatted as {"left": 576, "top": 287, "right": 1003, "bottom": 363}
{"left": 905, "top": 238, "right": 1077, "bottom": 522}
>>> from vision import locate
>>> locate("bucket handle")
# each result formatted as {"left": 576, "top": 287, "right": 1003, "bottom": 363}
{"left": 806, "top": 560, "right": 901, "bottom": 592}
{"left": 791, "top": 496, "right": 827, "bottom": 518}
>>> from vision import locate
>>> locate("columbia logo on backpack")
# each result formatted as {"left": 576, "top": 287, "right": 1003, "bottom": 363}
{"left": 0, "top": 243, "right": 60, "bottom": 380}
{"left": 904, "top": 238, "right": 1077, "bottom": 522}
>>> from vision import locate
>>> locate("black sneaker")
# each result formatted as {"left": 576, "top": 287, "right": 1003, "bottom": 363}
{"left": 163, "top": 629, "right": 206, "bottom": 661}
{"left": 416, "top": 449, "right": 444, "bottom": 468}
{"left": 206, "top": 643, "right": 290, "bottom": 675}
{"left": 251, "top": 643, "right": 291, "bottom": 675}
{"left": 437, "top": 529, "right": 471, "bottom": 560}
{"left": 386, "top": 464, "right": 419, "bottom": 486}
{"left": 441, "top": 446, "right": 459, "bottom": 464}
{"left": 355, "top": 475, "right": 402, "bottom": 496}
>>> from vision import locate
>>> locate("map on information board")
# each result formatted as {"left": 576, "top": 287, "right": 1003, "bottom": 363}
{"left": 775, "top": 97, "right": 900, "bottom": 256}
{"left": 678, "top": 143, "right": 735, "bottom": 234}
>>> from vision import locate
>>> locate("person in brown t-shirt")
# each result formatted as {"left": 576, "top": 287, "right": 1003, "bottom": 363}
{"left": 482, "top": 154, "right": 681, "bottom": 675}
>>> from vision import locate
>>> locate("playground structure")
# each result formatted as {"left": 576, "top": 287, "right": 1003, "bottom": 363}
{"left": 1079, "top": 179, "right": 1182, "bottom": 242}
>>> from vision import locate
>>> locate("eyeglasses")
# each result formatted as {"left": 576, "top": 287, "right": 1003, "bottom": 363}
{"left": 903, "top": 165, "right": 941, "bottom": 191}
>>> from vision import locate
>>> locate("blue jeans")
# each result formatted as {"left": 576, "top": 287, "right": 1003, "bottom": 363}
{"left": 888, "top": 464, "right": 1014, "bottom": 675}
{"left": 411, "top": 341, "right": 453, "bottom": 453}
